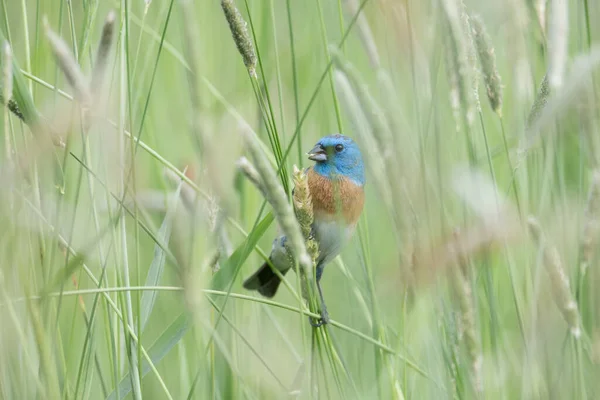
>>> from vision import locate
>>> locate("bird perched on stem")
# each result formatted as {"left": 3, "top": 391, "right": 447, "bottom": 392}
{"left": 243, "top": 134, "right": 365, "bottom": 326}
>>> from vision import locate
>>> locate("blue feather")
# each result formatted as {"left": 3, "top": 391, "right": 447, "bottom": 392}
{"left": 312, "top": 134, "right": 365, "bottom": 186}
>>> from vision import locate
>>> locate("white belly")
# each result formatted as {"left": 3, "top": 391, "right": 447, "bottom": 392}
{"left": 267, "top": 220, "right": 357, "bottom": 272}
{"left": 313, "top": 219, "right": 356, "bottom": 266}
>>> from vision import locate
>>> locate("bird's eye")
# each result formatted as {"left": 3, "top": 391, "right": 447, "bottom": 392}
{"left": 335, "top": 144, "right": 344, "bottom": 152}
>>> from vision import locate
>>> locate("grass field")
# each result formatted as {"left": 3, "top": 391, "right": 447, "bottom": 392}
{"left": 1, "top": 0, "right": 600, "bottom": 398}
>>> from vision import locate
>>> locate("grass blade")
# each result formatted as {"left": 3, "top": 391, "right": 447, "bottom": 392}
{"left": 107, "top": 312, "right": 190, "bottom": 400}
{"left": 140, "top": 176, "right": 185, "bottom": 331}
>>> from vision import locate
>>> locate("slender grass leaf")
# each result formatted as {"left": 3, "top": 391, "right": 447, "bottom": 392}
{"left": 210, "top": 212, "right": 274, "bottom": 291}
{"left": 140, "top": 177, "right": 184, "bottom": 331}
{"left": 45, "top": 252, "right": 85, "bottom": 294}
{"left": 107, "top": 312, "right": 190, "bottom": 400}
{"left": 42, "top": 216, "right": 119, "bottom": 294}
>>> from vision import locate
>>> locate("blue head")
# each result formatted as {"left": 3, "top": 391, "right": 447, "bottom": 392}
{"left": 308, "top": 134, "right": 365, "bottom": 186}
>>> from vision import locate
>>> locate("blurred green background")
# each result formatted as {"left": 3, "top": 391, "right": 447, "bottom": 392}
{"left": 1, "top": 0, "right": 600, "bottom": 398}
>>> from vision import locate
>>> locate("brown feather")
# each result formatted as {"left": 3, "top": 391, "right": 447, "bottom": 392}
{"left": 307, "top": 167, "right": 365, "bottom": 225}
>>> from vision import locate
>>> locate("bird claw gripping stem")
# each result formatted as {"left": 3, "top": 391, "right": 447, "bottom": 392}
{"left": 308, "top": 306, "right": 330, "bottom": 328}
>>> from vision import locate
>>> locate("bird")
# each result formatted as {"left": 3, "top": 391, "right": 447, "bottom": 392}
{"left": 243, "top": 134, "right": 365, "bottom": 327}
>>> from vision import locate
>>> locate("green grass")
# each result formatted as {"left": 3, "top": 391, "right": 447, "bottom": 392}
{"left": 1, "top": 0, "right": 600, "bottom": 398}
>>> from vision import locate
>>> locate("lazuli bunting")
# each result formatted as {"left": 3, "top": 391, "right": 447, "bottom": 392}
{"left": 243, "top": 134, "right": 365, "bottom": 326}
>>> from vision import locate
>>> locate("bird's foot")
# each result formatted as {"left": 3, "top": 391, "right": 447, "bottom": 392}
{"left": 309, "top": 316, "right": 324, "bottom": 327}
{"left": 308, "top": 309, "right": 330, "bottom": 328}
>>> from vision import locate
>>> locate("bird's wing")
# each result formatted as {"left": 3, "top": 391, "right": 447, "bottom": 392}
{"left": 268, "top": 235, "right": 293, "bottom": 272}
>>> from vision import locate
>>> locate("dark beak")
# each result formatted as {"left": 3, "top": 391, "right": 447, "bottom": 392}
{"left": 307, "top": 144, "right": 327, "bottom": 162}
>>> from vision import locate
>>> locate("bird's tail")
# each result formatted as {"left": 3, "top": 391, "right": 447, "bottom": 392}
{"left": 243, "top": 262, "right": 288, "bottom": 298}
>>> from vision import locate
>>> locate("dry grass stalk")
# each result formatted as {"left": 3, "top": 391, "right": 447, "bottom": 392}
{"left": 513, "top": 74, "right": 551, "bottom": 167}
{"left": 42, "top": 12, "right": 115, "bottom": 139}
{"left": 460, "top": 3, "right": 481, "bottom": 114}
{"left": 2, "top": 42, "right": 13, "bottom": 163}
{"left": 221, "top": 0, "right": 257, "bottom": 78}
{"left": 504, "top": 0, "right": 533, "bottom": 103}
{"left": 528, "top": 216, "right": 581, "bottom": 338}
{"left": 333, "top": 63, "right": 415, "bottom": 287}
{"left": 344, "top": 0, "right": 380, "bottom": 69}
{"left": 414, "top": 217, "right": 520, "bottom": 288}
{"left": 580, "top": 170, "right": 600, "bottom": 275}
{"left": 239, "top": 127, "right": 312, "bottom": 278}
{"left": 332, "top": 67, "right": 407, "bottom": 290}
{"left": 181, "top": 0, "right": 202, "bottom": 111}
{"left": 450, "top": 230, "right": 482, "bottom": 396}
{"left": 441, "top": 0, "right": 477, "bottom": 131}
{"left": 535, "top": 0, "right": 547, "bottom": 37}
{"left": 163, "top": 165, "right": 231, "bottom": 275}
{"left": 330, "top": 50, "right": 409, "bottom": 266}
{"left": 1, "top": 12, "right": 115, "bottom": 136}
{"left": 44, "top": 18, "right": 91, "bottom": 106}
{"left": 181, "top": 0, "right": 228, "bottom": 212}
{"left": 163, "top": 168, "right": 199, "bottom": 214}
{"left": 330, "top": 48, "right": 393, "bottom": 158}
{"left": 470, "top": 14, "right": 503, "bottom": 116}
{"left": 518, "top": 50, "right": 600, "bottom": 164}
{"left": 236, "top": 157, "right": 265, "bottom": 198}
{"left": 547, "top": 0, "right": 568, "bottom": 89}
{"left": 413, "top": 167, "right": 521, "bottom": 286}
{"left": 0, "top": 14, "right": 116, "bottom": 197}
{"left": 445, "top": 42, "right": 462, "bottom": 135}
{"left": 332, "top": 69, "right": 392, "bottom": 210}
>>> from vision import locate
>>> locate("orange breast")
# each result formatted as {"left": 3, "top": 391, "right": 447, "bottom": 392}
{"left": 307, "top": 167, "right": 365, "bottom": 225}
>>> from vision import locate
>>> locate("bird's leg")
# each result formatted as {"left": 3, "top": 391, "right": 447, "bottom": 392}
{"left": 316, "top": 277, "right": 330, "bottom": 323}
{"left": 309, "top": 264, "right": 330, "bottom": 327}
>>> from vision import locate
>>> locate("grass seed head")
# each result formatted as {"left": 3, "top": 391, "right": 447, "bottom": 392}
{"left": 460, "top": 3, "right": 481, "bottom": 114}
{"left": 470, "top": 14, "right": 503, "bottom": 116}
{"left": 333, "top": 69, "right": 394, "bottom": 214}
{"left": 528, "top": 216, "right": 581, "bottom": 338}
{"left": 292, "top": 165, "right": 319, "bottom": 263}
{"left": 221, "top": 0, "right": 257, "bottom": 78}
{"left": 444, "top": 42, "right": 462, "bottom": 134}
{"left": 44, "top": 17, "right": 91, "bottom": 109}
{"left": 450, "top": 230, "right": 482, "bottom": 395}
{"left": 236, "top": 156, "right": 266, "bottom": 198}
{"left": 441, "top": 0, "right": 477, "bottom": 129}
{"left": 90, "top": 11, "right": 116, "bottom": 92}
{"left": 239, "top": 127, "right": 312, "bottom": 275}
{"left": 526, "top": 74, "right": 551, "bottom": 127}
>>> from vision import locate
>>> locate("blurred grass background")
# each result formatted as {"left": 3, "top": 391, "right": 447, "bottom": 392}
{"left": 1, "top": 0, "right": 600, "bottom": 398}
